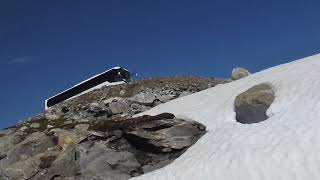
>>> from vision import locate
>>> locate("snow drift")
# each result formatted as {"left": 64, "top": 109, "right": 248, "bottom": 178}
{"left": 132, "top": 54, "right": 320, "bottom": 180}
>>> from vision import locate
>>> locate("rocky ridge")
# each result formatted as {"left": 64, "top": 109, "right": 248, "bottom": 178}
{"left": 0, "top": 76, "right": 227, "bottom": 180}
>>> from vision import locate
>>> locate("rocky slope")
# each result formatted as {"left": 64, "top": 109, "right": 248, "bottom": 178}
{"left": 0, "top": 76, "right": 228, "bottom": 180}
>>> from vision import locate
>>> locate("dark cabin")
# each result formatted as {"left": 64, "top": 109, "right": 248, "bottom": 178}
{"left": 45, "top": 67, "right": 130, "bottom": 109}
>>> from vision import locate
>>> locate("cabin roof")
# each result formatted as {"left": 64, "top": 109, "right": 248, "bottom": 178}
{"left": 46, "top": 66, "right": 128, "bottom": 100}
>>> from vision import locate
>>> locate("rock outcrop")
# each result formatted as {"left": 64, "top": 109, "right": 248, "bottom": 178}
{"left": 0, "top": 76, "right": 230, "bottom": 179}
{"left": 234, "top": 84, "right": 275, "bottom": 124}
{"left": 0, "top": 113, "right": 206, "bottom": 180}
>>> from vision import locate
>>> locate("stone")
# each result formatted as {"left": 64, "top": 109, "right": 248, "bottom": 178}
{"left": 0, "top": 131, "right": 24, "bottom": 159}
{"left": 50, "top": 129, "right": 88, "bottom": 151}
{"left": 120, "top": 90, "right": 126, "bottom": 96}
{"left": 231, "top": 67, "right": 250, "bottom": 80}
{"left": 179, "top": 91, "right": 192, "bottom": 97}
{"left": 45, "top": 114, "right": 62, "bottom": 121}
{"left": 44, "top": 107, "right": 63, "bottom": 120}
{"left": 234, "top": 84, "right": 275, "bottom": 124}
{"left": 130, "top": 103, "right": 151, "bottom": 114}
{"left": 64, "top": 111, "right": 91, "bottom": 121}
{"left": 0, "top": 128, "right": 15, "bottom": 136}
{"left": 32, "top": 146, "right": 78, "bottom": 180}
{"left": 47, "top": 125, "right": 54, "bottom": 129}
{"left": 0, "top": 132, "right": 56, "bottom": 179}
{"left": 87, "top": 103, "right": 110, "bottom": 117}
{"left": 76, "top": 141, "right": 138, "bottom": 180}
{"left": 109, "top": 101, "right": 129, "bottom": 115}
{"left": 155, "top": 95, "right": 175, "bottom": 103}
{"left": 30, "top": 123, "right": 41, "bottom": 129}
{"left": 19, "top": 126, "right": 28, "bottom": 131}
{"left": 130, "top": 92, "right": 156, "bottom": 105}
{"left": 2, "top": 159, "right": 40, "bottom": 179}
{"left": 87, "top": 103, "right": 102, "bottom": 113}
{"left": 74, "top": 124, "right": 90, "bottom": 131}
{"left": 102, "top": 97, "right": 121, "bottom": 106}
{"left": 123, "top": 118, "right": 205, "bottom": 152}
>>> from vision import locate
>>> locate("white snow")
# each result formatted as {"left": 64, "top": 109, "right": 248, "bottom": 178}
{"left": 131, "top": 54, "right": 320, "bottom": 180}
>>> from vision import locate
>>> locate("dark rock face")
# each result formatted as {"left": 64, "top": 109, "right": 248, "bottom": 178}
{"left": 0, "top": 113, "right": 206, "bottom": 180}
{"left": 234, "top": 84, "right": 275, "bottom": 124}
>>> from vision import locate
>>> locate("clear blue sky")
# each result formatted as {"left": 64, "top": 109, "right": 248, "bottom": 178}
{"left": 1, "top": 0, "right": 320, "bottom": 128}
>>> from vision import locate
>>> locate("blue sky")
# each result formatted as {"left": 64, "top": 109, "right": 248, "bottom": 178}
{"left": 1, "top": 0, "right": 320, "bottom": 128}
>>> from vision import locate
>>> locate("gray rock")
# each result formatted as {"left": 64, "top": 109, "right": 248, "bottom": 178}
{"left": 2, "top": 159, "right": 40, "bottom": 180}
{"left": 77, "top": 141, "right": 138, "bottom": 180}
{"left": 30, "top": 123, "right": 41, "bottom": 129}
{"left": 119, "top": 90, "right": 126, "bottom": 96}
{"left": 44, "top": 107, "right": 63, "bottom": 120}
{"left": 231, "top": 67, "right": 250, "bottom": 80}
{"left": 130, "top": 103, "right": 151, "bottom": 114}
{"left": 156, "top": 94, "right": 175, "bottom": 103}
{"left": 50, "top": 129, "right": 88, "bottom": 151}
{"left": 87, "top": 103, "right": 102, "bottom": 113}
{"left": 130, "top": 92, "right": 156, "bottom": 105}
{"left": 102, "top": 97, "right": 120, "bottom": 106}
{"left": 87, "top": 103, "right": 110, "bottom": 117}
{"left": 0, "top": 131, "right": 24, "bottom": 160}
{"left": 31, "top": 146, "right": 78, "bottom": 180}
{"left": 0, "top": 128, "right": 15, "bottom": 136}
{"left": 109, "top": 101, "right": 129, "bottom": 115}
{"left": 0, "top": 112, "right": 207, "bottom": 180}
{"left": 47, "top": 124, "right": 54, "bottom": 129}
{"left": 74, "top": 124, "right": 90, "bottom": 131}
{"left": 234, "top": 84, "right": 275, "bottom": 124}
{"left": 45, "top": 114, "right": 62, "bottom": 121}
{"left": 0, "top": 132, "right": 56, "bottom": 179}
{"left": 159, "top": 89, "right": 178, "bottom": 97}
{"left": 179, "top": 91, "right": 192, "bottom": 97}
{"left": 64, "top": 111, "right": 91, "bottom": 121}
{"left": 19, "top": 126, "right": 28, "bottom": 131}
{"left": 124, "top": 118, "right": 205, "bottom": 152}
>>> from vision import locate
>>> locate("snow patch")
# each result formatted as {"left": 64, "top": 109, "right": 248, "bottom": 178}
{"left": 131, "top": 54, "right": 320, "bottom": 180}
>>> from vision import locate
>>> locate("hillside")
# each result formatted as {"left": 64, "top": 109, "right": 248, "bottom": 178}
{"left": 0, "top": 76, "right": 228, "bottom": 180}
{"left": 2, "top": 52, "right": 319, "bottom": 180}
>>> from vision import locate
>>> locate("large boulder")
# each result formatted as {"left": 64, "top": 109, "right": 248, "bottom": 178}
{"left": 123, "top": 115, "right": 205, "bottom": 152}
{"left": 231, "top": 67, "right": 250, "bottom": 80}
{"left": 234, "top": 84, "right": 275, "bottom": 124}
